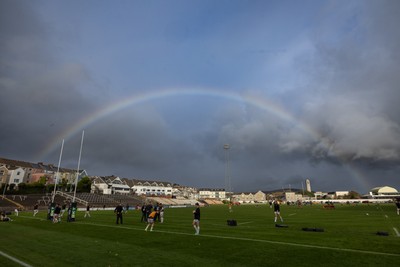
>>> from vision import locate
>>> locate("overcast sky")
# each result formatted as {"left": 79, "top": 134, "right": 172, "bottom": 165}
{"left": 1, "top": 0, "right": 400, "bottom": 194}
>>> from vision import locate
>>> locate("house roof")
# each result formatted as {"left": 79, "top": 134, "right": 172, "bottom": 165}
{"left": 0, "top": 157, "right": 33, "bottom": 168}
{"left": 0, "top": 157, "right": 79, "bottom": 174}
{"left": 90, "top": 176, "right": 173, "bottom": 188}
{"left": 199, "top": 188, "right": 226, "bottom": 192}
{"left": 370, "top": 186, "right": 398, "bottom": 194}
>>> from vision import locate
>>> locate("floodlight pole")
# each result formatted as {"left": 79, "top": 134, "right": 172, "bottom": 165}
{"left": 52, "top": 139, "right": 64, "bottom": 203}
{"left": 224, "top": 144, "right": 231, "bottom": 198}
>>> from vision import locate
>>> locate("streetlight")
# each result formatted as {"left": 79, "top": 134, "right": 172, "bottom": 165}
{"left": 224, "top": 144, "right": 231, "bottom": 198}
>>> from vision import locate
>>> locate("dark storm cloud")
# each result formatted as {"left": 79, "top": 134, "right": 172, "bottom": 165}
{"left": 0, "top": 1, "right": 96, "bottom": 160}
{"left": 281, "top": 1, "right": 400, "bottom": 164}
{"left": 2, "top": 1, "right": 400, "bottom": 194}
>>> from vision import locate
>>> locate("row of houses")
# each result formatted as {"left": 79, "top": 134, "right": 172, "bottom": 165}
{"left": 0, "top": 157, "right": 224, "bottom": 200}
{"left": 91, "top": 175, "right": 200, "bottom": 200}
{"left": 0, "top": 157, "right": 218, "bottom": 200}
{"left": 0, "top": 157, "right": 87, "bottom": 186}
{"left": 91, "top": 177, "right": 275, "bottom": 203}
{"left": 3, "top": 157, "right": 398, "bottom": 202}
{"left": 231, "top": 186, "right": 400, "bottom": 203}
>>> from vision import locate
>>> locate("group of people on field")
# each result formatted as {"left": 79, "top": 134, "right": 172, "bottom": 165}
{"left": 20, "top": 197, "right": 400, "bottom": 237}
{"left": 114, "top": 201, "right": 200, "bottom": 234}
{"left": 1, "top": 210, "right": 12, "bottom": 222}
{"left": 141, "top": 202, "right": 164, "bottom": 231}
{"left": 31, "top": 201, "right": 70, "bottom": 223}
{"left": 140, "top": 202, "right": 164, "bottom": 224}
{"left": 51, "top": 202, "right": 69, "bottom": 223}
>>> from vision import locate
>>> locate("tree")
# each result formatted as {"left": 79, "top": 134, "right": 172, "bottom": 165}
{"left": 17, "top": 182, "right": 27, "bottom": 193}
{"left": 303, "top": 191, "right": 315, "bottom": 197}
{"left": 77, "top": 176, "right": 91, "bottom": 193}
{"left": 60, "top": 178, "right": 68, "bottom": 191}
{"left": 29, "top": 182, "right": 45, "bottom": 194}
{"left": 346, "top": 191, "right": 361, "bottom": 199}
{"left": 39, "top": 176, "right": 49, "bottom": 185}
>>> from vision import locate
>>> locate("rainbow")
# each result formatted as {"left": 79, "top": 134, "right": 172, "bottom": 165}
{"left": 38, "top": 87, "right": 368, "bottom": 190}
{"left": 39, "top": 87, "right": 311, "bottom": 157}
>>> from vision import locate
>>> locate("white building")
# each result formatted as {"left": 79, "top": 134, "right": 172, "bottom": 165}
{"left": 232, "top": 191, "right": 266, "bottom": 203}
{"left": 369, "top": 186, "right": 400, "bottom": 199}
{"left": 172, "top": 186, "right": 198, "bottom": 199}
{"left": 91, "top": 176, "right": 175, "bottom": 197}
{"left": 126, "top": 179, "right": 173, "bottom": 196}
{"left": 335, "top": 191, "right": 349, "bottom": 198}
{"left": 198, "top": 188, "right": 226, "bottom": 200}
{"left": 91, "top": 176, "right": 111, "bottom": 194}
{"left": 91, "top": 176, "right": 131, "bottom": 195}
{"left": 108, "top": 177, "right": 131, "bottom": 194}
{"left": 132, "top": 181, "right": 173, "bottom": 196}
{"left": 285, "top": 192, "right": 303, "bottom": 202}
{"left": 8, "top": 167, "right": 25, "bottom": 185}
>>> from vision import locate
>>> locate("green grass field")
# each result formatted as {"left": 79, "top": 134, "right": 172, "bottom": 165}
{"left": 1, "top": 203, "right": 400, "bottom": 267}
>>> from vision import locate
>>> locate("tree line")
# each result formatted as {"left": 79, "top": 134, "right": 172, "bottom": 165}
{"left": 1, "top": 176, "right": 91, "bottom": 194}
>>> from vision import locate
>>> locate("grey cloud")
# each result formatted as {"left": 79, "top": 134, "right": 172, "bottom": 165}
{"left": 2, "top": 1, "right": 400, "bottom": 194}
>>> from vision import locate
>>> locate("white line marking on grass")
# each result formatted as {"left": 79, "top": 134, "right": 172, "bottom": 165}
{"left": 74, "top": 222, "right": 400, "bottom": 257}
{"left": 0, "top": 250, "right": 33, "bottom": 267}
{"left": 394, "top": 227, "right": 400, "bottom": 237}
{"left": 237, "top": 221, "right": 253, "bottom": 225}
{"left": 17, "top": 216, "right": 400, "bottom": 257}
{"left": 288, "top": 213, "right": 297, "bottom": 216}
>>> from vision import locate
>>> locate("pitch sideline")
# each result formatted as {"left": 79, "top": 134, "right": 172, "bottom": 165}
{"left": 75, "top": 221, "right": 400, "bottom": 257}
{"left": 16, "top": 216, "right": 400, "bottom": 258}
{"left": 0, "top": 250, "right": 33, "bottom": 267}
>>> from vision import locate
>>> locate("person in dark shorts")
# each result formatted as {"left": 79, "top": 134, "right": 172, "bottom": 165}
{"left": 193, "top": 203, "right": 201, "bottom": 235}
{"left": 273, "top": 199, "right": 283, "bottom": 223}
{"left": 33, "top": 203, "right": 39, "bottom": 216}
{"left": 53, "top": 204, "right": 61, "bottom": 223}
{"left": 395, "top": 198, "right": 400, "bottom": 215}
{"left": 141, "top": 204, "right": 147, "bottom": 222}
{"left": 153, "top": 203, "right": 160, "bottom": 222}
{"left": 115, "top": 203, "right": 123, "bottom": 224}
{"left": 125, "top": 204, "right": 129, "bottom": 213}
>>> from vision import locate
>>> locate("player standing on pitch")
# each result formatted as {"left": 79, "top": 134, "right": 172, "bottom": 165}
{"left": 273, "top": 199, "right": 283, "bottom": 223}
{"left": 115, "top": 203, "right": 123, "bottom": 224}
{"left": 395, "top": 198, "right": 400, "bottom": 215}
{"left": 193, "top": 203, "right": 201, "bottom": 235}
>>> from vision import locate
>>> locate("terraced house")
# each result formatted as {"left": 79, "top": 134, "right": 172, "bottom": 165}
{"left": 0, "top": 157, "right": 86, "bottom": 186}
{"left": 90, "top": 175, "right": 174, "bottom": 196}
